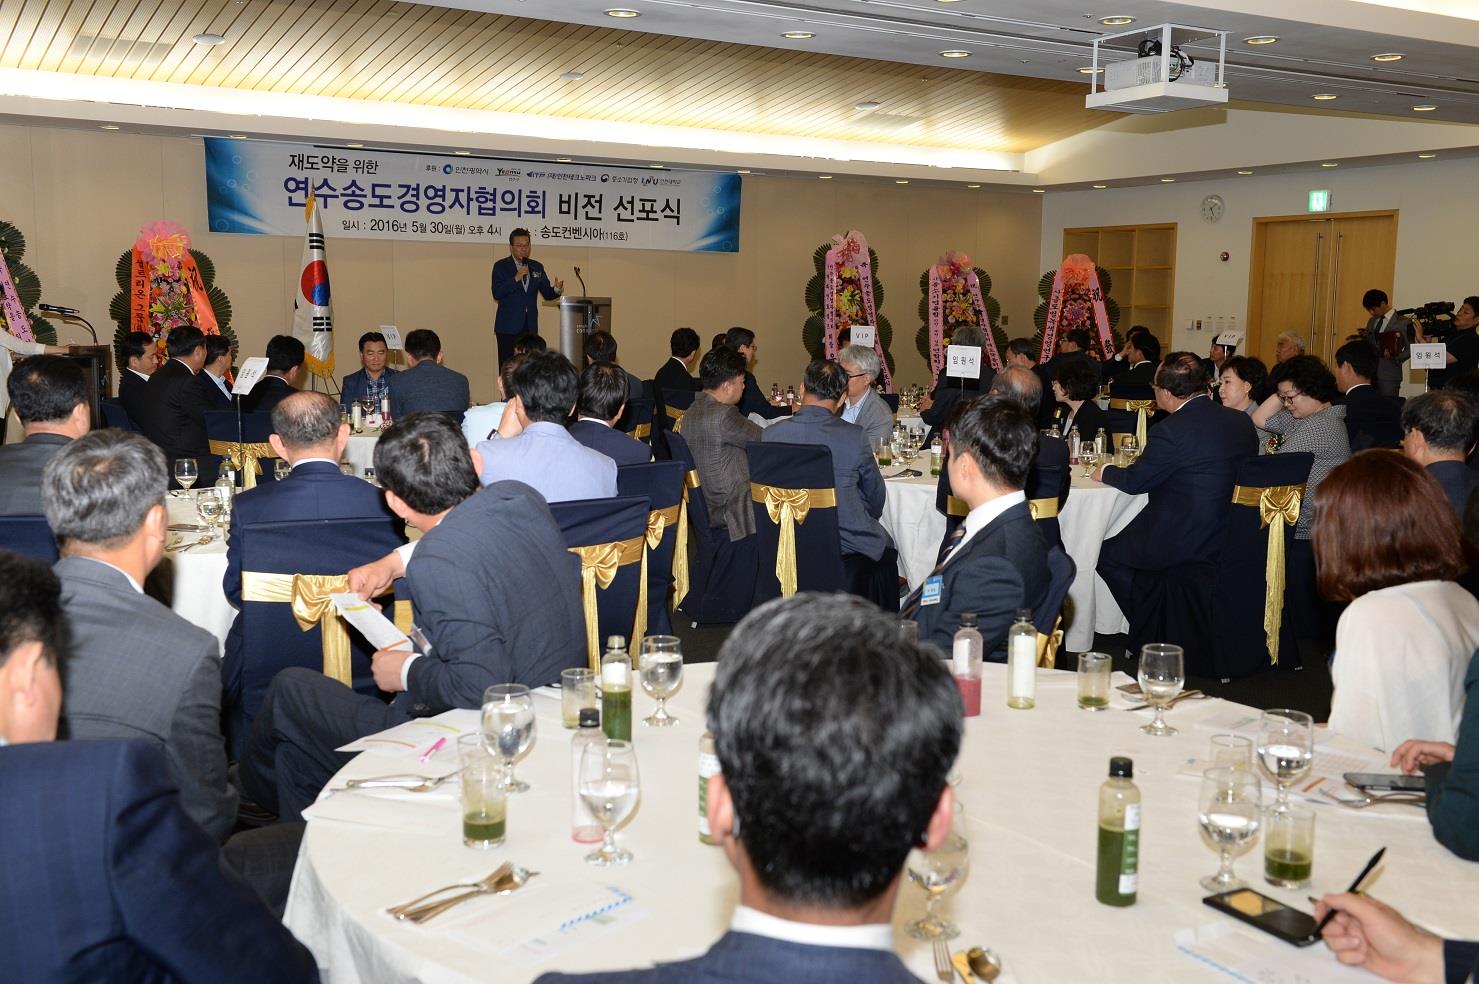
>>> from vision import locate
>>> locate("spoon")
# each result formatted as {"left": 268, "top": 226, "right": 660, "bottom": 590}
{"left": 175, "top": 535, "right": 214, "bottom": 553}
{"left": 967, "top": 946, "right": 1002, "bottom": 983}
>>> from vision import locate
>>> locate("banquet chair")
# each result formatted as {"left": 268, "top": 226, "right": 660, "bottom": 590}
{"left": 1127, "top": 560, "right": 1218, "bottom": 677}
{"left": 615, "top": 461, "right": 685, "bottom": 637}
{"left": 225, "top": 516, "right": 408, "bottom": 758}
{"left": 100, "top": 398, "right": 140, "bottom": 433}
{"left": 205, "top": 410, "right": 280, "bottom": 489}
{"left": 618, "top": 398, "right": 655, "bottom": 445}
{"left": 551, "top": 495, "right": 651, "bottom": 671}
{"left": 1105, "top": 382, "right": 1158, "bottom": 448}
{"left": 937, "top": 436, "right": 1069, "bottom": 549}
{"left": 0, "top": 515, "right": 58, "bottom": 563}
{"left": 659, "top": 386, "right": 695, "bottom": 429}
{"left": 667, "top": 431, "right": 757, "bottom": 626}
{"left": 747, "top": 442, "right": 844, "bottom": 603}
{"left": 1032, "top": 545, "right": 1076, "bottom": 669}
{"left": 1210, "top": 452, "right": 1314, "bottom": 681}
{"left": 882, "top": 392, "right": 900, "bottom": 413}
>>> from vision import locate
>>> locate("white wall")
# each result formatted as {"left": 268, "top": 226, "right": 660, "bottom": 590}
{"left": 1039, "top": 156, "right": 1479, "bottom": 355}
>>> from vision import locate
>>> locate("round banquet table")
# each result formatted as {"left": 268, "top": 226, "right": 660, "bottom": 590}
{"left": 283, "top": 662, "right": 1479, "bottom": 984}
{"left": 163, "top": 492, "right": 232, "bottom": 655}
{"left": 881, "top": 468, "right": 1149, "bottom": 653}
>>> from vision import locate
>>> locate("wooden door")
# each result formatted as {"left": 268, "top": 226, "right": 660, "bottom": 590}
{"left": 1323, "top": 214, "right": 1399, "bottom": 364}
{"left": 1248, "top": 218, "right": 1329, "bottom": 367}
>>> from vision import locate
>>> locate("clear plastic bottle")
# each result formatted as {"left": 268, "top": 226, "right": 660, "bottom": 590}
{"left": 1094, "top": 427, "right": 1109, "bottom": 457}
{"left": 929, "top": 436, "right": 943, "bottom": 477}
{"left": 1067, "top": 426, "right": 1081, "bottom": 465}
{"left": 571, "top": 707, "right": 604, "bottom": 843}
{"left": 600, "top": 635, "right": 632, "bottom": 742}
{"left": 1007, "top": 609, "right": 1037, "bottom": 710}
{"left": 770, "top": 383, "right": 781, "bottom": 403}
{"left": 698, "top": 731, "right": 722, "bottom": 845}
{"left": 1095, "top": 757, "right": 1141, "bottom": 907}
{"left": 785, "top": 385, "right": 797, "bottom": 406}
{"left": 952, "top": 613, "right": 982, "bottom": 717}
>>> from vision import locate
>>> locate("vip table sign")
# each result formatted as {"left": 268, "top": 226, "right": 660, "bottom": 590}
{"left": 204, "top": 139, "right": 742, "bottom": 252}
{"left": 284, "top": 662, "right": 1479, "bottom": 984}
{"left": 379, "top": 325, "right": 403, "bottom": 350}
{"left": 849, "top": 325, "right": 876, "bottom": 348}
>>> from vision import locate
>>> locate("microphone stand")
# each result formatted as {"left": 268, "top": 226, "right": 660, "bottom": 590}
{"left": 52, "top": 313, "right": 99, "bottom": 344}
{"left": 574, "top": 266, "right": 588, "bottom": 297}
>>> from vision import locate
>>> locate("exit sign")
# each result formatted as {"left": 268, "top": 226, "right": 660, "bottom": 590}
{"left": 1308, "top": 189, "right": 1332, "bottom": 213}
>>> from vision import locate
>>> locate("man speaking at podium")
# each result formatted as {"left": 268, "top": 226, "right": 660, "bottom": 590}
{"left": 492, "top": 227, "right": 563, "bottom": 368}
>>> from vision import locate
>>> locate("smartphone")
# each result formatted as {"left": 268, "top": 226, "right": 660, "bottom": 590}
{"left": 1343, "top": 773, "right": 1426, "bottom": 793}
{"left": 1203, "top": 889, "right": 1320, "bottom": 947}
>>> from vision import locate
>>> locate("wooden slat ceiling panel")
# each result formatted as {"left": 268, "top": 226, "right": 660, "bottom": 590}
{"left": 1, "top": 0, "right": 1104, "bottom": 152}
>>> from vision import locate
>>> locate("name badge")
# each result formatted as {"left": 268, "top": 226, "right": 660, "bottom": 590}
{"left": 921, "top": 576, "right": 943, "bottom": 607}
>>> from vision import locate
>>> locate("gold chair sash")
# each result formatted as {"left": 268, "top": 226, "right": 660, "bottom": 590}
{"left": 568, "top": 535, "right": 647, "bottom": 672}
{"left": 1027, "top": 497, "right": 1059, "bottom": 520}
{"left": 208, "top": 439, "right": 276, "bottom": 490}
{"left": 665, "top": 405, "right": 686, "bottom": 423}
{"left": 750, "top": 483, "right": 838, "bottom": 597}
{"left": 1035, "top": 613, "right": 1064, "bottom": 668}
{"left": 239, "top": 572, "right": 409, "bottom": 686}
{"left": 946, "top": 495, "right": 968, "bottom": 518}
{"left": 672, "top": 470, "right": 702, "bottom": 610}
{"left": 632, "top": 423, "right": 652, "bottom": 440}
{"left": 645, "top": 503, "right": 684, "bottom": 624}
{"left": 1108, "top": 398, "right": 1155, "bottom": 448}
{"left": 1230, "top": 482, "right": 1305, "bottom": 667}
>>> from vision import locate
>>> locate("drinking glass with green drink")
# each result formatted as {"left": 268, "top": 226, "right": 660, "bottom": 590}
{"left": 1264, "top": 806, "right": 1315, "bottom": 889}
{"left": 458, "top": 733, "right": 507, "bottom": 849}
{"left": 1077, "top": 652, "right": 1111, "bottom": 710}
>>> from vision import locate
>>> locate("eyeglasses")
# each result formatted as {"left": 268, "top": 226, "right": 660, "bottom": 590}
{"left": 845, "top": 371, "right": 869, "bottom": 380}
{"left": 1278, "top": 389, "right": 1305, "bottom": 405}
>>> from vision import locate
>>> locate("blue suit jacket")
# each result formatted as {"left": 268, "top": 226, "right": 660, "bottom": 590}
{"left": 1099, "top": 394, "right": 1257, "bottom": 570}
{"left": 533, "top": 931, "right": 922, "bottom": 984}
{"left": 570, "top": 419, "right": 651, "bottom": 466}
{"left": 492, "top": 255, "right": 560, "bottom": 335}
{"left": 0, "top": 740, "right": 317, "bottom": 983}
{"left": 387, "top": 360, "right": 471, "bottom": 420}
{"left": 198, "top": 370, "right": 235, "bottom": 410}
{"left": 339, "top": 366, "right": 398, "bottom": 409}
{"left": 763, "top": 405, "right": 889, "bottom": 561}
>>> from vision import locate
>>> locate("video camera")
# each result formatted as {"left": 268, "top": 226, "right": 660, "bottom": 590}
{"left": 1396, "top": 301, "right": 1456, "bottom": 339}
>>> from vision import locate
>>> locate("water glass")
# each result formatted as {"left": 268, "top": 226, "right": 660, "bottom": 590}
{"left": 196, "top": 489, "right": 224, "bottom": 530}
{"left": 481, "top": 684, "right": 535, "bottom": 793}
{"left": 1257, "top": 709, "right": 1315, "bottom": 814}
{"left": 579, "top": 739, "right": 640, "bottom": 866}
{"left": 1210, "top": 734, "right": 1254, "bottom": 772}
{"left": 1138, "top": 643, "right": 1185, "bottom": 736}
{"left": 638, "top": 636, "right": 684, "bottom": 727}
{"left": 457, "top": 733, "right": 507, "bottom": 849}
{"left": 899, "top": 619, "right": 919, "bottom": 644}
{"left": 561, "top": 668, "right": 598, "bottom": 729}
{"left": 174, "top": 458, "right": 198, "bottom": 490}
{"left": 905, "top": 804, "right": 969, "bottom": 940}
{"left": 1264, "top": 806, "right": 1316, "bottom": 889}
{"left": 1198, "top": 766, "right": 1262, "bottom": 892}
{"left": 875, "top": 436, "right": 893, "bottom": 467}
{"left": 1077, "top": 652, "right": 1112, "bottom": 710}
{"left": 274, "top": 458, "right": 292, "bottom": 482}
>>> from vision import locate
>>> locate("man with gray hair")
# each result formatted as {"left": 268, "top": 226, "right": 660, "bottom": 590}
{"left": 1401, "top": 389, "right": 1479, "bottom": 515}
{"left": 837, "top": 344, "right": 895, "bottom": 449}
{"left": 43, "top": 429, "right": 237, "bottom": 842}
{"left": 1275, "top": 331, "right": 1307, "bottom": 364}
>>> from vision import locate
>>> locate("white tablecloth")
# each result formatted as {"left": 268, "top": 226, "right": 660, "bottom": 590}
{"left": 284, "top": 663, "right": 1479, "bottom": 983}
{"left": 880, "top": 470, "right": 1148, "bottom": 653}
{"left": 164, "top": 493, "right": 232, "bottom": 655}
{"left": 344, "top": 433, "right": 380, "bottom": 479}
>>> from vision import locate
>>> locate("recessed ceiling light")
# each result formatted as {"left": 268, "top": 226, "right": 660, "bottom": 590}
{"left": 1412, "top": 104, "right": 1438, "bottom": 112}
{"left": 937, "top": 0, "right": 965, "bottom": 4}
{"left": 650, "top": 163, "right": 665, "bottom": 169}
{"left": 99, "top": 124, "right": 120, "bottom": 130}
{"left": 895, "top": 179, "right": 910, "bottom": 184}
{"left": 967, "top": 183, "right": 981, "bottom": 188}
{"left": 1312, "top": 93, "right": 1338, "bottom": 101}
{"left": 1100, "top": 15, "right": 1135, "bottom": 26}
{"left": 818, "top": 175, "right": 833, "bottom": 180}
{"left": 737, "top": 169, "right": 751, "bottom": 174}
{"left": 1092, "top": 184, "right": 1107, "bottom": 189}
{"left": 192, "top": 33, "right": 226, "bottom": 46}
{"left": 347, "top": 143, "right": 364, "bottom": 149}
{"left": 855, "top": 100, "right": 882, "bottom": 111}
{"left": 781, "top": 31, "right": 814, "bottom": 39}
{"left": 1160, "top": 177, "right": 1176, "bottom": 183}
{"left": 228, "top": 134, "right": 247, "bottom": 140}
{"left": 1418, "top": 153, "right": 1437, "bottom": 159}
{"left": 939, "top": 50, "right": 971, "bottom": 58}
{"left": 1372, "top": 53, "right": 1404, "bottom": 62}
{"left": 1321, "top": 161, "right": 1339, "bottom": 167}
{"left": 1243, "top": 35, "right": 1279, "bottom": 45}
{"left": 604, "top": 8, "right": 640, "bottom": 17}
{"left": 454, "top": 150, "right": 471, "bottom": 156}
{"left": 1236, "top": 170, "right": 1253, "bottom": 175}
{"left": 560, "top": 70, "right": 585, "bottom": 80}
{"left": 557, "top": 157, "right": 573, "bottom": 162}
{"left": 1078, "top": 66, "right": 1104, "bottom": 75}
{"left": 1031, "top": 188, "right": 1045, "bottom": 193}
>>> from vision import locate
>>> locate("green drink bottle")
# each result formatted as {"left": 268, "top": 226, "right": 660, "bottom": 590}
{"left": 1096, "top": 756, "right": 1140, "bottom": 906}
{"left": 600, "top": 635, "right": 633, "bottom": 742}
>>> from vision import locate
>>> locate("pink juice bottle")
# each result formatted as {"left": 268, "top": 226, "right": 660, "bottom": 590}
{"left": 953, "top": 613, "right": 983, "bottom": 717}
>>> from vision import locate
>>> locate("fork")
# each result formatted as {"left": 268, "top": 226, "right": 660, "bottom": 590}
{"left": 386, "top": 862, "right": 511, "bottom": 917}
{"left": 932, "top": 938, "right": 955, "bottom": 982}
{"left": 1319, "top": 788, "right": 1425, "bottom": 809}
{"left": 400, "top": 867, "right": 539, "bottom": 924}
{"left": 341, "top": 770, "right": 461, "bottom": 793}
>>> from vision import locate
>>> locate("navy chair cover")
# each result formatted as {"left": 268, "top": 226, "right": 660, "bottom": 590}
{"left": 1127, "top": 561, "right": 1218, "bottom": 677}
{"left": 746, "top": 441, "right": 845, "bottom": 605}
{"left": 666, "top": 431, "right": 756, "bottom": 625}
{"left": 1211, "top": 452, "right": 1315, "bottom": 680}
{"left": 882, "top": 392, "right": 900, "bottom": 413}
{"left": 225, "top": 517, "right": 406, "bottom": 757}
{"left": 615, "top": 461, "right": 685, "bottom": 636}
{"left": 551, "top": 495, "right": 651, "bottom": 654}
{"left": 0, "top": 515, "right": 58, "bottom": 564}
{"left": 205, "top": 410, "right": 280, "bottom": 485}
{"left": 1033, "top": 545, "right": 1076, "bottom": 669}
{"left": 100, "top": 398, "right": 140, "bottom": 433}
{"left": 618, "top": 399, "right": 655, "bottom": 445}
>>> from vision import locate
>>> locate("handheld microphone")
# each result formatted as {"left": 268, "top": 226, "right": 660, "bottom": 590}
{"left": 38, "top": 303, "right": 80, "bottom": 316}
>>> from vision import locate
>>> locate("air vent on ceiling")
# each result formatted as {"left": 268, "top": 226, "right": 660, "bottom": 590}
{"left": 67, "top": 35, "right": 178, "bottom": 64}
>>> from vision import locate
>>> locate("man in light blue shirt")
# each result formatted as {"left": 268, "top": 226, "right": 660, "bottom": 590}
{"left": 838, "top": 345, "right": 895, "bottom": 449}
{"left": 474, "top": 349, "right": 616, "bottom": 502}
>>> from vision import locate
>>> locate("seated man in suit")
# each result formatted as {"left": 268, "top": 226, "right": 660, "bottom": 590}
{"left": 904, "top": 395, "right": 1050, "bottom": 658}
{"left": 1109, "top": 330, "right": 1161, "bottom": 391}
{"left": 475, "top": 349, "right": 617, "bottom": 501}
{"left": 1050, "top": 328, "right": 1103, "bottom": 382}
{"left": 242, "top": 335, "right": 303, "bottom": 414}
{"left": 43, "top": 430, "right": 237, "bottom": 843}
{"left": 117, "top": 329, "right": 160, "bottom": 426}
{"left": 140, "top": 325, "right": 213, "bottom": 483}
{"left": 1335, "top": 339, "right": 1403, "bottom": 451}
{"left": 198, "top": 333, "right": 234, "bottom": 409}
{"left": 388, "top": 328, "right": 471, "bottom": 420}
{"left": 339, "top": 330, "right": 397, "bottom": 410}
{"left": 1401, "top": 390, "right": 1479, "bottom": 516}
{"left": 989, "top": 366, "right": 1070, "bottom": 515}
{"left": 536, "top": 593, "right": 961, "bottom": 984}
{"left": 837, "top": 344, "right": 895, "bottom": 449}
{"left": 654, "top": 326, "right": 700, "bottom": 399}
{"left": 683, "top": 346, "right": 763, "bottom": 542}
{"left": 513, "top": 331, "right": 547, "bottom": 356}
{"left": 0, "top": 355, "right": 89, "bottom": 515}
{"left": 919, "top": 323, "right": 991, "bottom": 445}
{"left": 462, "top": 352, "right": 518, "bottom": 447}
{"left": 1093, "top": 351, "right": 1259, "bottom": 623}
{"left": 571, "top": 362, "right": 652, "bottom": 467}
{"left": 764, "top": 360, "right": 896, "bottom": 608}
{"left": 1100, "top": 324, "right": 1151, "bottom": 385}
{"left": 1275, "top": 330, "right": 1307, "bottom": 364}
{"left": 725, "top": 326, "right": 791, "bottom": 420}
{"left": 242, "top": 413, "right": 585, "bottom": 820}
{"left": 0, "top": 549, "right": 318, "bottom": 982}
{"left": 584, "top": 330, "right": 644, "bottom": 403}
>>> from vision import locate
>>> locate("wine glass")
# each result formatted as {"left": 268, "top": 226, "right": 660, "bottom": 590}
{"left": 1080, "top": 449, "right": 1099, "bottom": 479}
{"left": 639, "top": 635, "right": 684, "bottom": 727}
{"left": 1198, "top": 766, "right": 1262, "bottom": 892}
{"left": 481, "top": 684, "right": 535, "bottom": 793}
{"left": 1120, "top": 435, "right": 1140, "bottom": 466}
{"left": 196, "top": 490, "right": 223, "bottom": 530}
{"left": 1137, "top": 643, "right": 1184, "bottom": 736}
{"left": 905, "top": 805, "right": 969, "bottom": 940}
{"left": 274, "top": 458, "right": 292, "bottom": 482}
{"left": 579, "top": 739, "right": 641, "bottom": 866}
{"left": 1256, "top": 709, "right": 1314, "bottom": 815}
{"left": 174, "top": 458, "right": 198, "bottom": 491}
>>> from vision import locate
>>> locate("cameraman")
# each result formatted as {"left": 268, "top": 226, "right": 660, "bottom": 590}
{"left": 1414, "top": 296, "right": 1479, "bottom": 390}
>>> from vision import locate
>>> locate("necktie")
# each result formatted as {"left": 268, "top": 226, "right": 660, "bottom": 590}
{"left": 899, "top": 523, "right": 967, "bottom": 619}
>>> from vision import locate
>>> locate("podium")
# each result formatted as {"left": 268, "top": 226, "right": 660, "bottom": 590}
{"left": 546, "top": 296, "right": 612, "bottom": 364}
{"left": 60, "top": 345, "right": 113, "bottom": 429}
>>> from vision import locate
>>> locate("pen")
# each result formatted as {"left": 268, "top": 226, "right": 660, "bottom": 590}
{"left": 418, "top": 736, "right": 447, "bottom": 765}
{"left": 1313, "top": 846, "right": 1386, "bottom": 936}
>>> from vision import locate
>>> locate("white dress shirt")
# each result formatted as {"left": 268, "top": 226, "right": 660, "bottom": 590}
{"left": 205, "top": 370, "right": 232, "bottom": 401}
{"left": 949, "top": 489, "right": 1026, "bottom": 561}
{"left": 730, "top": 906, "right": 894, "bottom": 952}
